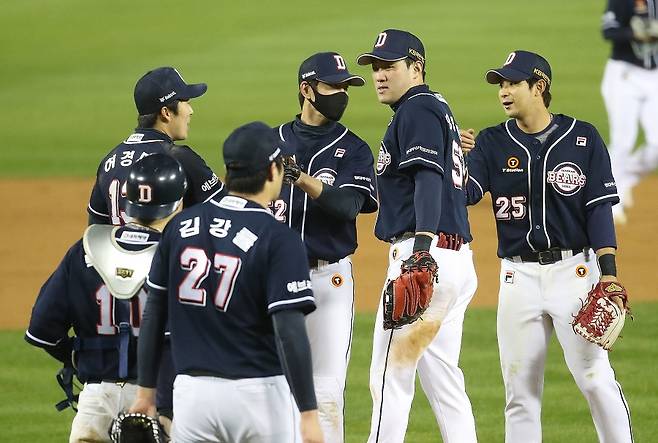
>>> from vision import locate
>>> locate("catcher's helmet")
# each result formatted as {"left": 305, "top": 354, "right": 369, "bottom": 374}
{"left": 125, "top": 154, "right": 187, "bottom": 221}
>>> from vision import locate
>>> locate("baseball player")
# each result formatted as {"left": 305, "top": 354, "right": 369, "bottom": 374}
{"left": 25, "top": 154, "right": 186, "bottom": 442}
{"left": 357, "top": 30, "right": 478, "bottom": 443}
{"left": 464, "top": 50, "right": 633, "bottom": 442}
{"left": 601, "top": 0, "right": 658, "bottom": 224}
{"left": 129, "top": 122, "right": 324, "bottom": 443}
{"left": 88, "top": 66, "right": 224, "bottom": 226}
{"left": 273, "top": 51, "right": 378, "bottom": 443}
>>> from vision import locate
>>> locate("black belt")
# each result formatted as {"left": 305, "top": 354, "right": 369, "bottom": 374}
{"left": 508, "top": 248, "right": 587, "bottom": 265}
{"left": 390, "top": 232, "right": 464, "bottom": 251}
{"left": 308, "top": 257, "right": 339, "bottom": 269}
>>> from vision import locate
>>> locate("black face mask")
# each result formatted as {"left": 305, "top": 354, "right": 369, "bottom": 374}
{"left": 309, "top": 86, "right": 348, "bottom": 121}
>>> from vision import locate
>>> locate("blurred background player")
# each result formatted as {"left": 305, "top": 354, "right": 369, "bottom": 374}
{"left": 88, "top": 66, "right": 224, "bottom": 226}
{"left": 357, "top": 29, "right": 478, "bottom": 443}
{"left": 465, "top": 50, "right": 633, "bottom": 442}
{"left": 25, "top": 154, "right": 186, "bottom": 442}
{"left": 130, "top": 122, "right": 323, "bottom": 443}
{"left": 273, "top": 51, "right": 378, "bottom": 443}
{"left": 601, "top": 0, "right": 658, "bottom": 223}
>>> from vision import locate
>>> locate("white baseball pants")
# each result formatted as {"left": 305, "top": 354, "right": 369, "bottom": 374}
{"left": 497, "top": 251, "right": 633, "bottom": 443}
{"left": 305, "top": 257, "right": 355, "bottom": 443}
{"left": 172, "top": 374, "right": 300, "bottom": 442}
{"left": 69, "top": 381, "right": 138, "bottom": 443}
{"left": 601, "top": 59, "right": 658, "bottom": 208}
{"left": 368, "top": 237, "right": 478, "bottom": 443}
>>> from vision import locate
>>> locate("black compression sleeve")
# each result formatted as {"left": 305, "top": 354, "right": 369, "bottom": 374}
{"left": 88, "top": 212, "right": 110, "bottom": 226}
{"left": 155, "top": 338, "right": 175, "bottom": 418}
{"left": 44, "top": 339, "right": 74, "bottom": 366}
{"left": 137, "top": 289, "right": 168, "bottom": 388}
{"left": 271, "top": 309, "right": 317, "bottom": 412}
{"left": 315, "top": 185, "right": 366, "bottom": 221}
{"left": 414, "top": 168, "right": 442, "bottom": 233}
{"left": 586, "top": 202, "right": 617, "bottom": 250}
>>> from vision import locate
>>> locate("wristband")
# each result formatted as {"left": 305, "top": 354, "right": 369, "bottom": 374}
{"left": 413, "top": 234, "right": 433, "bottom": 253}
{"left": 598, "top": 253, "right": 617, "bottom": 277}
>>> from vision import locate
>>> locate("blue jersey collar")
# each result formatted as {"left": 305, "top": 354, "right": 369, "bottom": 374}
{"left": 391, "top": 84, "right": 430, "bottom": 111}
{"left": 133, "top": 127, "right": 174, "bottom": 144}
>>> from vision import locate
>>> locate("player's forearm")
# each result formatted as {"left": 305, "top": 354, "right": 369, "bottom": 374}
{"left": 602, "top": 26, "right": 635, "bottom": 42}
{"left": 295, "top": 173, "right": 324, "bottom": 199}
{"left": 314, "top": 185, "right": 366, "bottom": 221}
{"left": 272, "top": 309, "right": 317, "bottom": 412}
{"left": 595, "top": 247, "right": 618, "bottom": 281}
{"left": 413, "top": 168, "right": 442, "bottom": 251}
{"left": 137, "top": 290, "right": 168, "bottom": 388}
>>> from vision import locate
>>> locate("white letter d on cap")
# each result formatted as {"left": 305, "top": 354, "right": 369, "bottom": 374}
{"left": 375, "top": 32, "right": 387, "bottom": 47}
{"left": 504, "top": 52, "right": 516, "bottom": 66}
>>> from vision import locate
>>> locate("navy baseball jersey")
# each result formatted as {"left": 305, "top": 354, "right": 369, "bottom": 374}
{"left": 25, "top": 226, "right": 160, "bottom": 382}
{"left": 147, "top": 195, "right": 316, "bottom": 379}
{"left": 466, "top": 114, "right": 620, "bottom": 258}
{"left": 88, "top": 128, "right": 224, "bottom": 225}
{"left": 602, "top": 0, "right": 658, "bottom": 69}
{"left": 274, "top": 120, "right": 378, "bottom": 262}
{"left": 374, "top": 84, "right": 471, "bottom": 242}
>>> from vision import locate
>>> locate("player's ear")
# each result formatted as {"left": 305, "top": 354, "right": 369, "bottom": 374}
{"left": 300, "top": 82, "right": 314, "bottom": 102}
{"left": 534, "top": 79, "right": 547, "bottom": 95}
{"left": 159, "top": 106, "right": 172, "bottom": 123}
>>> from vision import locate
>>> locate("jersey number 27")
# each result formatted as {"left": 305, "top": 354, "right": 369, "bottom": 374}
{"left": 177, "top": 247, "right": 242, "bottom": 311}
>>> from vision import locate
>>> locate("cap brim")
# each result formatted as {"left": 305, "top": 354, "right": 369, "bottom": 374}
{"left": 357, "top": 51, "right": 407, "bottom": 66}
{"left": 179, "top": 83, "right": 208, "bottom": 100}
{"left": 485, "top": 68, "right": 531, "bottom": 84}
{"left": 125, "top": 199, "right": 181, "bottom": 221}
{"left": 316, "top": 73, "right": 365, "bottom": 87}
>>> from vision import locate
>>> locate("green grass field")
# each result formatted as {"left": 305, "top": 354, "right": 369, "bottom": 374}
{"left": 2, "top": 304, "right": 656, "bottom": 442}
{"left": 1, "top": 0, "right": 614, "bottom": 178}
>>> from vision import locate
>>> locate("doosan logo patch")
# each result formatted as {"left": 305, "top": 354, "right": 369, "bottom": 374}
{"left": 576, "top": 136, "right": 588, "bottom": 147}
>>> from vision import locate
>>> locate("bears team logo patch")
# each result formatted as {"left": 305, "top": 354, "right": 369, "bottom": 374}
{"left": 376, "top": 142, "right": 392, "bottom": 175}
{"left": 546, "top": 162, "right": 587, "bottom": 196}
{"left": 313, "top": 168, "right": 336, "bottom": 185}
{"left": 331, "top": 273, "right": 344, "bottom": 288}
{"left": 575, "top": 265, "right": 588, "bottom": 278}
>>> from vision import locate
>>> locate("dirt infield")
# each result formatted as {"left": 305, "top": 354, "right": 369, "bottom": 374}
{"left": 1, "top": 177, "right": 656, "bottom": 329}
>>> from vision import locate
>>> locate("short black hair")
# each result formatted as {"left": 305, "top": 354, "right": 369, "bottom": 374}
{"left": 405, "top": 58, "right": 426, "bottom": 81}
{"left": 298, "top": 79, "right": 319, "bottom": 109}
{"left": 136, "top": 100, "right": 181, "bottom": 128}
{"left": 225, "top": 157, "right": 284, "bottom": 194}
{"left": 527, "top": 77, "right": 552, "bottom": 108}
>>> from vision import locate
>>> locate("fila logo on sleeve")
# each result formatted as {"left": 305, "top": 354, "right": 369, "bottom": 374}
{"left": 375, "top": 32, "right": 387, "bottom": 47}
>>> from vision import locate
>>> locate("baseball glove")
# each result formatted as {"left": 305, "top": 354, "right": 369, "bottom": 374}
{"left": 282, "top": 156, "right": 301, "bottom": 184}
{"left": 109, "top": 412, "right": 167, "bottom": 443}
{"left": 572, "top": 281, "right": 630, "bottom": 350}
{"left": 383, "top": 251, "right": 438, "bottom": 330}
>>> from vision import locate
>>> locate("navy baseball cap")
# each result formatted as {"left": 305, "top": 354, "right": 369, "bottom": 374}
{"left": 298, "top": 52, "right": 365, "bottom": 86}
{"left": 486, "top": 50, "right": 552, "bottom": 86}
{"left": 357, "top": 29, "right": 425, "bottom": 66}
{"left": 223, "top": 122, "right": 283, "bottom": 176}
{"left": 134, "top": 67, "right": 207, "bottom": 115}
